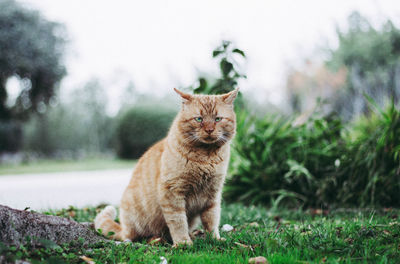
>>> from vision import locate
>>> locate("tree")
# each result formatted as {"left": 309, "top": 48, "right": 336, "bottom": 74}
{"left": 0, "top": 0, "right": 67, "bottom": 120}
{"left": 327, "top": 12, "right": 400, "bottom": 119}
{"left": 23, "top": 79, "right": 114, "bottom": 157}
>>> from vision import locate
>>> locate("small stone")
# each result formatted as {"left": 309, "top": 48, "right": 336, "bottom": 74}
{"left": 15, "top": 260, "right": 31, "bottom": 264}
{"left": 249, "top": 256, "right": 268, "bottom": 264}
{"left": 159, "top": 256, "right": 168, "bottom": 264}
{"left": 221, "top": 224, "right": 234, "bottom": 232}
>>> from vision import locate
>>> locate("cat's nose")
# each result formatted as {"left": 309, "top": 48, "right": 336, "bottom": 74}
{"left": 205, "top": 127, "right": 214, "bottom": 134}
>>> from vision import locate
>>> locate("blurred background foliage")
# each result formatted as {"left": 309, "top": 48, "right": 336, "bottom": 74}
{"left": 0, "top": 2, "right": 399, "bottom": 208}
{"left": 22, "top": 79, "right": 114, "bottom": 158}
{"left": 116, "top": 104, "right": 177, "bottom": 159}
{"left": 0, "top": 0, "right": 66, "bottom": 121}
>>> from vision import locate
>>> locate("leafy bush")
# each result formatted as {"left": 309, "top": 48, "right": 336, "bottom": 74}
{"left": 225, "top": 99, "right": 400, "bottom": 208}
{"left": 116, "top": 105, "right": 176, "bottom": 159}
{"left": 340, "top": 98, "right": 400, "bottom": 207}
{"left": 225, "top": 109, "right": 348, "bottom": 208}
{"left": 0, "top": 120, "right": 22, "bottom": 153}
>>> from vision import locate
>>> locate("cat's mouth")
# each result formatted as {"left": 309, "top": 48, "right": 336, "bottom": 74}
{"left": 201, "top": 136, "right": 218, "bottom": 144}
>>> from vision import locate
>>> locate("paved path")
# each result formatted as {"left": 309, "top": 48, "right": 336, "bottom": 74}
{"left": 0, "top": 169, "right": 132, "bottom": 211}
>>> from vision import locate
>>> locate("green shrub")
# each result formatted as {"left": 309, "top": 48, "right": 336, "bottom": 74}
{"left": 0, "top": 120, "right": 22, "bottom": 153}
{"left": 115, "top": 105, "right": 177, "bottom": 159}
{"left": 340, "top": 99, "right": 400, "bottom": 207}
{"left": 225, "top": 100, "right": 400, "bottom": 208}
{"left": 225, "top": 110, "right": 348, "bottom": 208}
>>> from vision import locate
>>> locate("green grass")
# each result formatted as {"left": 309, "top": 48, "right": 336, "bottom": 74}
{"left": 0, "top": 158, "right": 135, "bottom": 175}
{"left": 1, "top": 204, "right": 399, "bottom": 263}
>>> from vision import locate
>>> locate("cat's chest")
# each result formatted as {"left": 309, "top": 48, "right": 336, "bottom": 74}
{"left": 183, "top": 163, "right": 222, "bottom": 213}
{"left": 181, "top": 162, "right": 225, "bottom": 199}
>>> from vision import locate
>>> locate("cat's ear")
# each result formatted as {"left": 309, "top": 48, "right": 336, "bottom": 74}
{"left": 174, "top": 88, "right": 192, "bottom": 103}
{"left": 221, "top": 88, "right": 239, "bottom": 104}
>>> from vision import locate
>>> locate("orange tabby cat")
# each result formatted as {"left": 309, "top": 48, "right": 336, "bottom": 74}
{"left": 94, "top": 88, "right": 238, "bottom": 246}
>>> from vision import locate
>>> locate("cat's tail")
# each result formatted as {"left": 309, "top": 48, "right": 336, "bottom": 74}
{"left": 94, "top": 205, "right": 122, "bottom": 240}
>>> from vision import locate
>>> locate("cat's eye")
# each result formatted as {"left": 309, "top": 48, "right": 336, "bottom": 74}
{"left": 194, "top": 117, "right": 203, "bottom": 123}
{"left": 215, "top": 117, "right": 222, "bottom": 122}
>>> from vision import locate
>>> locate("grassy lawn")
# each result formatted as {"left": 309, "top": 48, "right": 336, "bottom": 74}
{"left": 1, "top": 204, "right": 399, "bottom": 263}
{"left": 0, "top": 158, "right": 135, "bottom": 175}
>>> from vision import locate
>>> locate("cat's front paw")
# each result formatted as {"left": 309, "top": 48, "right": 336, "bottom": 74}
{"left": 172, "top": 238, "right": 193, "bottom": 248}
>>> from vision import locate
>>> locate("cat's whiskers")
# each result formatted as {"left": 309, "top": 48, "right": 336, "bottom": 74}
{"left": 216, "top": 132, "right": 229, "bottom": 144}
{"left": 182, "top": 132, "right": 200, "bottom": 145}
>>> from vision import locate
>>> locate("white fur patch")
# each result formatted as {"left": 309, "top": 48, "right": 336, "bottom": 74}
{"left": 103, "top": 205, "right": 117, "bottom": 219}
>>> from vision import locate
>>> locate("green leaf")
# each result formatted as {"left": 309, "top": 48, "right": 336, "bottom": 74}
{"left": 212, "top": 49, "right": 224, "bottom": 58}
{"left": 232, "top": 48, "right": 246, "bottom": 57}
{"left": 363, "top": 92, "right": 387, "bottom": 119}
{"left": 220, "top": 59, "right": 233, "bottom": 77}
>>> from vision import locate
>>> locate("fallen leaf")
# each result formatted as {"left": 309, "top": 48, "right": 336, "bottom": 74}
{"left": 249, "top": 222, "right": 259, "bottom": 228}
{"left": 345, "top": 237, "right": 354, "bottom": 244}
{"left": 300, "top": 231, "right": 312, "bottom": 236}
{"left": 336, "top": 226, "right": 343, "bottom": 237}
{"left": 68, "top": 211, "right": 76, "bottom": 217}
{"left": 248, "top": 256, "right": 268, "bottom": 264}
{"left": 192, "top": 229, "right": 204, "bottom": 237}
{"left": 314, "top": 209, "right": 323, "bottom": 215}
{"left": 234, "top": 242, "right": 249, "bottom": 248}
{"left": 148, "top": 237, "right": 163, "bottom": 245}
{"left": 80, "top": 256, "right": 95, "bottom": 264}
{"left": 384, "top": 208, "right": 393, "bottom": 213}
{"left": 234, "top": 242, "right": 253, "bottom": 251}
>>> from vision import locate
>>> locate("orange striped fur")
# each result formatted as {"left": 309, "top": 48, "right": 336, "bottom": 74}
{"left": 94, "top": 88, "right": 238, "bottom": 246}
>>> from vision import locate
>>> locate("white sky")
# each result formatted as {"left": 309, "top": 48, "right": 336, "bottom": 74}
{"left": 19, "top": 0, "right": 400, "bottom": 113}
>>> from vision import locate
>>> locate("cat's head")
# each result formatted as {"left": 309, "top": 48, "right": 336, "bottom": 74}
{"left": 174, "top": 88, "right": 238, "bottom": 146}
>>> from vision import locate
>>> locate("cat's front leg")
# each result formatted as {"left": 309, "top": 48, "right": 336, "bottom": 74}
{"left": 159, "top": 188, "right": 192, "bottom": 246}
{"left": 200, "top": 201, "right": 221, "bottom": 240}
